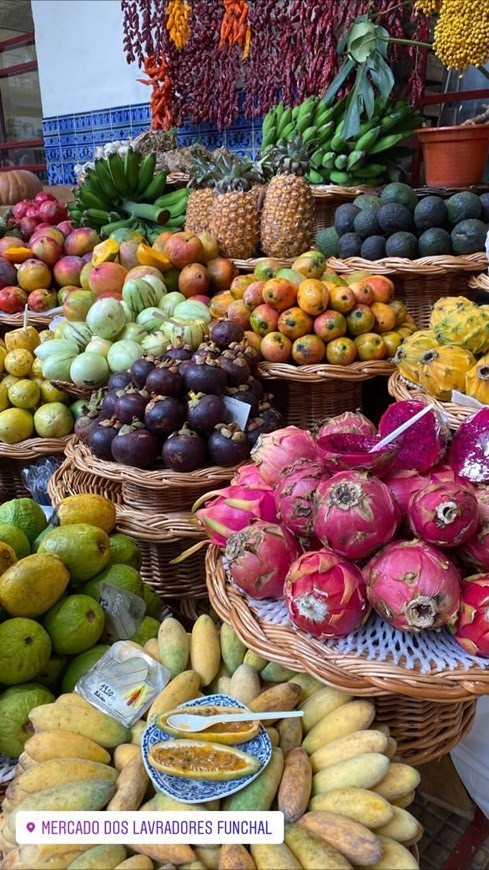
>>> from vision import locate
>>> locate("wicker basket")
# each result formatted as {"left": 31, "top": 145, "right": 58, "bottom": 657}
{"left": 468, "top": 272, "right": 489, "bottom": 296}
{"left": 388, "top": 371, "right": 477, "bottom": 431}
{"left": 257, "top": 360, "right": 395, "bottom": 429}
{"left": 232, "top": 256, "right": 293, "bottom": 273}
{"left": 0, "top": 311, "right": 57, "bottom": 332}
{"left": 49, "top": 460, "right": 208, "bottom": 599}
{"left": 0, "top": 435, "right": 71, "bottom": 500}
{"left": 206, "top": 546, "right": 487, "bottom": 764}
{"left": 327, "top": 254, "right": 488, "bottom": 328}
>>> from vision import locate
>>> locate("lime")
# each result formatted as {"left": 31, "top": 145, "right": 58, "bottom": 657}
{"left": 0, "top": 618, "right": 52, "bottom": 685}
{"left": 0, "top": 683, "right": 55, "bottom": 758}
{"left": 0, "top": 408, "right": 34, "bottom": 443}
{"left": 4, "top": 349, "right": 33, "bottom": 378}
{"left": 61, "top": 645, "right": 110, "bottom": 694}
{"left": 38, "top": 523, "right": 111, "bottom": 583}
{"left": 0, "top": 524, "right": 30, "bottom": 559}
{"left": 43, "top": 594, "right": 105, "bottom": 655}
{"left": 131, "top": 616, "right": 160, "bottom": 645}
{"left": 83, "top": 564, "right": 143, "bottom": 601}
{"left": 57, "top": 494, "right": 116, "bottom": 534}
{"left": 143, "top": 584, "right": 162, "bottom": 619}
{"left": 0, "top": 554, "right": 70, "bottom": 618}
{"left": 108, "top": 533, "right": 141, "bottom": 569}
{"left": 8, "top": 379, "right": 41, "bottom": 410}
{"left": 0, "top": 498, "right": 47, "bottom": 544}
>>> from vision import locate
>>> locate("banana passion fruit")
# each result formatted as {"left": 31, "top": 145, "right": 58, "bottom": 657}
{"left": 155, "top": 705, "right": 260, "bottom": 745}
{"left": 148, "top": 739, "right": 261, "bottom": 781}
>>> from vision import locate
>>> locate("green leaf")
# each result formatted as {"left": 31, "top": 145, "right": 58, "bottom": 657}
{"left": 374, "top": 25, "right": 391, "bottom": 59}
{"left": 342, "top": 65, "right": 369, "bottom": 140}
{"left": 367, "top": 52, "right": 395, "bottom": 102}
{"left": 347, "top": 20, "right": 378, "bottom": 63}
{"left": 338, "top": 13, "right": 368, "bottom": 54}
{"left": 323, "top": 57, "right": 355, "bottom": 107}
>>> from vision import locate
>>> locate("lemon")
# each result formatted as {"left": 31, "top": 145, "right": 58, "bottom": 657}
{"left": 33, "top": 403, "right": 74, "bottom": 438}
{"left": 43, "top": 594, "right": 105, "bottom": 655}
{"left": 5, "top": 327, "right": 40, "bottom": 354}
{"left": 0, "top": 684, "right": 54, "bottom": 758}
{"left": 40, "top": 381, "right": 69, "bottom": 404}
{"left": 0, "top": 553, "right": 70, "bottom": 618}
{"left": 31, "top": 358, "right": 44, "bottom": 379}
{"left": 148, "top": 739, "right": 260, "bottom": 780}
{"left": 4, "top": 349, "right": 34, "bottom": 378}
{"left": 0, "top": 408, "right": 34, "bottom": 443}
{"left": 0, "top": 617, "right": 52, "bottom": 685}
{"left": 8, "top": 379, "right": 41, "bottom": 410}
{"left": 0, "top": 382, "right": 9, "bottom": 412}
{"left": 0, "top": 524, "right": 30, "bottom": 559}
{"left": 57, "top": 494, "right": 117, "bottom": 534}
{"left": 0, "top": 498, "right": 47, "bottom": 544}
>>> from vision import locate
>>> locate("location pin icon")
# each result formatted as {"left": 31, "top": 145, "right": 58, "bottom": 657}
{"left": 26, "top": 822, "right": 35, "bottom": 833}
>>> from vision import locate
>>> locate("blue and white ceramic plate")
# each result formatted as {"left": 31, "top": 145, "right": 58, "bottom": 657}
{"left": 142, "top": 693, "right": 272, "bottom": 804}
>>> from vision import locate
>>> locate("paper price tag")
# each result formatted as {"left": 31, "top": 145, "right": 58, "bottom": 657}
{"left": 223, "top": 396, "right": 251, "bottom": 430}
{"left": 99, "top": 582, "right": 146, "bottom": 641}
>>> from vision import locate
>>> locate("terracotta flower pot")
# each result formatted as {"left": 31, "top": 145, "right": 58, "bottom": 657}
{"left": 416, "top": 125, "right": 489, "bottom": 188}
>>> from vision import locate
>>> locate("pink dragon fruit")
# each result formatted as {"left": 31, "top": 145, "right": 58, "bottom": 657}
{"left": 459, "top": 488, "right": 489, "bottom": 572}
{"left": 316, "top": 411, "right": 377, "bottom": 439}
{"left": 449, "top": 408, "right": 489, "bottom": 484}
{"left": 225, "top": 519, "right": 299, "bottom": 598}
{"left": 408, "top": 481, "right": 479, "bottom": 548}
{"left": 452, "top": 573, "right": 489, "bottom": 657}
{"left": 316, "top": 432, "right": 398, "bottom": 478}
{"left": 285, "top": 547, "right": 369, "bottom": 638}
{"left": 276, "top": 459, "right": 328, "bottom": 538}
{"left": 364, "top": 539, "right": 461, "bottom": 631}
{"left": 313, "top": 471, "right": 400, "bottom": 560}
{"left": 251, "top": 426, "right": 318, "bottom": 485}
{"left": 194, "top": 484, "right": 278, "bottom": 546}
{"left": 377, "top": 400, "right": 449, "bottom": 473}
{"left": 231, "top": 463, "right": 263, "bottom": 487}
{"left": 384, "top": 469, "right": 426, "bottom": 513}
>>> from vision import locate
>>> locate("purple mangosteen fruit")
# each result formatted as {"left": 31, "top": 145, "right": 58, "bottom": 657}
{"left": 162, "top": 426, "right": 207, "bottom": 472}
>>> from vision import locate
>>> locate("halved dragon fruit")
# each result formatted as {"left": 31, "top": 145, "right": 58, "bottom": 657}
{"left": 408, "top": 481, "right": 479, "bottom": 548}
{"left": 316, "top": 411, "right": 377, "bottom": 439}
{"left": 449, "top": 408, "right": 489, "bottom": 484}
{"left": 276, "top": 459, "right": 327, "bottom": 538}
{"left": 225, "top": 519, "right": 299, "bottom": 598}
{"left": 251, "top": 426, "right": 318, "bottom": 485}
{"left": 313, "top": 470, "right": 400, "bottom": 561}
{"left": 285, "top": 547, "right": 369, "bottom": 638}
{"left": 377, "top": 400, "right": 449, "bottom": 473}
{"left": 194, "top": 483, "right": 278, "bottom": 546}
{"left": 452, "top": 573, "right": 489, "bottom": 657}
{"left": 459, "top": 488, "right": 489, "bottom": 572}
{"left": 364, "top": 539, "right": 461, "bottom": 631}
{"left": 316, "top": 432, "right": 398, "bottom": 478}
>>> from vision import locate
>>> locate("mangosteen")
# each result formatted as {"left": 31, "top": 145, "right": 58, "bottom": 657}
{"left": 114, "top": 389, "right": 149, "bottom": 425}
{"left": 144, "top": 395, "right": 187, "bottom": 437}
{"left": 107, "top": 371, "right": 133, "bottom": 391}
{"left": 75, "top": 412, "right": 100, "bottom": 445}
{"left": 245, "top": 402, "right": 284, "bottom": 449}
{"left": 192, "top": 342, "right": 221, "bottom": 363}
{"left": 183, "top": 357, "right": 227, "bottom": 395}
{"left": 187, "top": 392, "right": 227, "bottom": 434}
{"left": 131, "top": 356, "right": 155, "bottom": 389}
{"left": 210, "top": 319, "right": 245, "bottom": 348}
{"left": 230, "top": 339, "right": 259, "bottom": 373}
{"left": 89, "top": 417, "right": 121, "bottom": 460}
{"left": 111, "top": 424, "right": 158, "bottom": 468}
{"left": 99, "top": 389, "right": 120, "bottom": 419}
{"left": 164, "top": 342, "right": 193, "bottom": 363}
{"left": 219, "top": 349, "right": 251, "bottom": 386}
{"left": 225, "top": 385, "right": 259, "bottom": 417}
{"left": 247, "top": 377, "right": 265, "bottom": 400}
{"left": 207, "top": 423, "right": 250, "bottom": 466}
{"left": 162, "top": 425, "right": 207, "bottom": 472}
{"left": 177, "top": 358, "right": 193, "bottom": 379}
{"left": 145, "top": 360, "right": 184, "bottom": 398}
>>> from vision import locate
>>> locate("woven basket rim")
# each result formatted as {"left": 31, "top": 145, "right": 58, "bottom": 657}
{"left": 257, "top": 359, "right": 395, "bottom": 382}
{"left": 0, "top": 312, "right": 54, "bottom": 326}
{"left": 206, "top": 546, "right": 489, "bottom": 701}
{"left": 310, "top": 183, "right": 379, "bottom": 198}
{"left": 388, "top": 371, "right": 477, "bottom": 428}
{"left": 0, "top": 434, "right": 71, "bottom": 459}
{"left": 50, "top": 380, "right": 93, "bottom": 399}
{"left": 232, "top": 256, "right": 294, "bottom": 270}
{"left": 328, "top": 253, "right": 489, "bottom": 275}
{"left": 468, "top": 273, "right": 489, "bottom": 290}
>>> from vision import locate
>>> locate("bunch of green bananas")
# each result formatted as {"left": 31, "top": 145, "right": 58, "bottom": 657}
{"left": 261, "top": 97, "right": 421, "bottom": 188}
{"left": 67, "top": 148, "right": 189, "bottom": 242}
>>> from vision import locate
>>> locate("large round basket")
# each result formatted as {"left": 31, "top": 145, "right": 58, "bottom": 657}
{"left": 388, "top": 371, "right": 476, "bottom": 431}
{"left": 206, "top": 547, "right": 487, "bottom": 765}
{"left": 327, "top": 254, "right": 488, "bottom": 328}
{"left": 468, "top": 272, "right": 489, "bottom": 298}
{"left": 0, "top": 435, "right": 71, "bottom": 499}
{"left": 49, "top": 460, "right": 207, "bottom": 600}
{"left": 257, "top": 360, "right": 395, "bottom": 429}
{"left": 64, "top": 438, "right": 240, "bottom": 513}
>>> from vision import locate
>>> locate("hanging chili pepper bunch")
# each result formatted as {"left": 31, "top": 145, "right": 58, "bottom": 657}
{"left": 218, "top": 0, "right": 252, "bottom": 59}
{"left": 166, "top": 0, "right": 192, "bottom": 51}
{"left": 138, "top": 54, "right": 174, "bottom": 131}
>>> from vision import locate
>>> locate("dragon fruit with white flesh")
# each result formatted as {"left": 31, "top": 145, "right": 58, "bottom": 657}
{"left": 408, "top": 481, "right": 479, "bottom": 548}
{"left": 313, "top": 471, "right": 400, "bottom": 560}
{"left": 459, "top": 488, "right": 489, "bottom": 572}
{"left": 276, "top": 459, "right": 328, "bottom": 538}
{"left": 449, "top": 408, "right": 489, "bottom": 484}
{"left": 364, "top": 539, "right": 461, "bottom": 631}
{"left": 225, "top": 519, "right": 299, "bottom": 598}
{"left": 316, "top": 411, "right": 377, "bottom": 440}
{"left": 285, "top": 547, "right": 369, "bottom": 638}
{"left": 194, "top": 484, "right": 278, "bottom": 546}
{"left": 377, "top": 400, "right": 449, "bottom": 473}
{"left": 250, "top": 426, "right": 318, "bottom": 485}
{"left": 452, "top": 573, "right": 489, "bottom": 657}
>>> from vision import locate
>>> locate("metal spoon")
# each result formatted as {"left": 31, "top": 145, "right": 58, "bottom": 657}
{"left": 166, "top": 710, "right": 303, "bottom": 732}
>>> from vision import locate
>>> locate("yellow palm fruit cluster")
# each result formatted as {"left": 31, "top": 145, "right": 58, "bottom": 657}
{"left": 433, "top": 0, "right": 489, "bottom": 70}
{"left": 414, "top": 0, "right": 443, "bottom": 14}
{"left": 166, "top": 0, "right": 192, "bottom": 51}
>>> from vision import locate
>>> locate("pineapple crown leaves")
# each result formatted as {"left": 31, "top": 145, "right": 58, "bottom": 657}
{"left": 260, "top": 133, "right": 317, "bottom": 178}
{"left": 188, "top": 152, "right": 265, "bottom": 191}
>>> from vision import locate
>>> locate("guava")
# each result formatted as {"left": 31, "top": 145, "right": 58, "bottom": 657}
{"left": 43, "top": 594, "right": 105, "bottom": 655}
{"left": 0, "top": 618, "right": 52, "bottom": 685}
{"left": 0, "top": 683, "right": 55, "bottom": 758}
{"left": 131, "top": 615, "right": 160, "bottom": 645}
{"left": 33, "top": 402, "right": 74, "bottom": 438}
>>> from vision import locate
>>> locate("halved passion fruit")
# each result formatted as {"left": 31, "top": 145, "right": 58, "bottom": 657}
{"left": 155, "top": 705, "right": 260, "bottom": 745}
{"left": 148, "top": 739, "right": 261, "bottom": 781}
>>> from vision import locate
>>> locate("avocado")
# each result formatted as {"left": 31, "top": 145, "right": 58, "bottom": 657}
{"left": 377, "top": 203, "right": 415, "bottom": 235}
{"left": 414, "top": 195, "right": 448, "bottom": 231}
{"left": 446, "top": 191, "right": 482, "bottom": 226}
{"left": 334, "top": 203, "right": 361, "bottom": 236}
{"left": 385, "top": 231, "right": 419, "bottom": 259}
{"left": 479, "top": 192, "right": 489, "bottom": 223}
{"left": 353, "top": 194, "right": 381, "bottom": 211}
{"left": 380, "top": 182, "right": 419, "bottom": 211}
{"left": 418, "top": 227, "right": 452, "bottom": 257}
{"left": 337, "top": 232, "right": 363, "bottom": 258}
{"left": 354, "top": 209, "right": 381, "bottom": 239}
{"left": 361, "top": 235, "right": 387, "bottom": 260}
{"left": 451, "top": 219, "right": 488, "bottom": 255}
{"left": 315, "top": 226, "right": 339, "bottom": 257}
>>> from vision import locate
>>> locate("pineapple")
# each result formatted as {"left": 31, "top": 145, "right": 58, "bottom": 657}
{"left": 208, "top": 154, "right": 264, "bottom": 260}
{"left": 260, "top": 135, "right": 316, "bottom": 259}
{"left": 185, "top": 156, "right": 216, "bottom": 234}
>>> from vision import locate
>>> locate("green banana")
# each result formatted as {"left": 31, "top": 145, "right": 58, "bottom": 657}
{"left": 154, "top": 189, "right": 189, "bottom": 209}
{"left": 329, "top": 170, "right": 354, "bottom": 185}
{"left": 330, "top": 121, "right": 346, "bottom": 153}
{"left": 85, "top": 207, "right": 114, "bottom": 223}
{"left": 137, "top": 170, "right": 167, "bottom": 201}
{"left": 351, "top": 162, "right": 386, "bottom": 178}
{"left": 280, "top": 121, "right": 296, "bottom": 141}
{"left": 305, "top": 169, "right": 324, "bottom": 184}
{"left": 261, "top": 108, "right": 278, "bottom": 146}
{"left": 76, "top": 187, "right": 110, "bottom": 211}
{"left": 379, "top": 107, "right": 410, "bottom": 132}
{"left": 315, "top": 120, "right": 334, "bottom": 145}
{"left": 347, "top": 150, "right": 366, "bottom": 171}
{"left": 83, "top": 170, "right": 112, "bottom": 208}
{"left": 310, "top": 148, "right": 325, "bottom": 169}
{"left": 277, "top": 107, "right": 293, "bottom": 137}
{"left": 93, "top": 158, "right": 120, "bottom": 200}
{"left": 100, "top": 218, "right": 136, "bottom": 236}
{"left": 354, "top": 125, "right": 382, "bottom": 152}
{"left": 107, "top": 152, "right": 130, "bottom": 196}
{"left": 369, "top": 132, "right": 404, "bottom": 154}
{"left": 296, "top": 110, "right": 315, "bottom": 134}
{"left": 135, "top": 153, "right": 157, "bottom": 196}
{"left": 302, "top": 125, "right": 318, "bottom": 145}
{"left": 159, "top": 215, "right": 186, "bottom": 230}
{"left": 124, "top": 147, "right": 140, "bottom": 194}
{"left": 321, "top": 152, "right": 336, "bottom": 170}
{"left": 274, "top": 102, "right": 285, "bottom": 125}
{"left": 334, "top": 153, "right": 348, "bottom": 170}
{"left": 313, "top": 104, "right": 334, "bottom": 127}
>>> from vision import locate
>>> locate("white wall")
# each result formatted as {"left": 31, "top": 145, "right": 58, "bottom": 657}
{"left": 31, "top": 0, "right": 148, "bottom": 117}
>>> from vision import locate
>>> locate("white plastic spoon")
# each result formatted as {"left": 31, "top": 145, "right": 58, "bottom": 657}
{"left": 369, "top": 403, "right": 435, "bottom": 453}
{"left": 166, "top": 710, "right": 303, "bottom": 732}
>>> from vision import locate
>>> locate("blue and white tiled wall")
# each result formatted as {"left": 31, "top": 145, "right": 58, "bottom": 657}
{"left": 43, "top": 103, "right": 262, "bottom": 186}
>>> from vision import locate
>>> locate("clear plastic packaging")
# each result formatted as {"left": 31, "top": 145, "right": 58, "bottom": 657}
{"left": 21, "top": 456, "right": 63, "bottom": 506}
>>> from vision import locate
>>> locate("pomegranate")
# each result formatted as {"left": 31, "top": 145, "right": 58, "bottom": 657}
{"left": 275, "top": 459, "right": 327, "bottom": 538}
{"left": 225, "top": 520, "right": 299, "bottom": 598}
{"left": 452, "top": 573, "right": 489, "bottom": 657}
{"left": 251, "top": 426, "right": 318, "bottom": 485}
{"left": 408, "top": 482, "right": 479, "bottom": 548}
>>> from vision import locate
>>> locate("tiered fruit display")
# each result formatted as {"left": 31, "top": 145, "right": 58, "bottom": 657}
{"left": 216, "top": 251, "right": 416, "bottom": 365}
{"left": 395, "top": 296, "right": 489, "bottom": 403}
{"left": 67, "top": 148, "right": 190, "bottom": 241}
{"left": 316, "top": 184, "right": 489, "bottom": 260}
{"left": 0, "top": 493, "right": 162, "bottom": 761}
{"left": 261, "top": 95, "right": 421, "bottom": 186}
{"left": 76, "top": 321, "right": 282, "bottom": 470}
{"left": 0, "top": 613, "right": 423, "bottom": 869}
{"left": 196, "top": 407, "right": 489, "bottom": 656}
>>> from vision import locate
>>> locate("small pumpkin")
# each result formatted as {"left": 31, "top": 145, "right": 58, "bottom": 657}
{"left": 0, "top": 170, "right": 43, "bottom": 205}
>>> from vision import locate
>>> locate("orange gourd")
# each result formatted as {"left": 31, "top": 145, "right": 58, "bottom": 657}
{"left": 0, "top": 170, "right": 43, "bottom": 205}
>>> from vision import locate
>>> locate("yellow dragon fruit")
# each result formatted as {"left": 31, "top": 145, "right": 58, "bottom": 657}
{"left": 394, "top": 330, "right": 440, "bottom": 384}
{"left": 432, "top": 297, "right": 489, "bottom": 356}
{"left": 429, "top": 296, "right": 474, "bottom": 328}
{"left": 419, "top": 345, "right": 477, "bottom": 400}
{"left": 465, "top": 354, "right": 489, "bottom": 404}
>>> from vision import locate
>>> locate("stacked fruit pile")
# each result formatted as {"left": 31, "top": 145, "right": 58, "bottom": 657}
{"left": 395, "top": 296, "right": 489, "bottom": 403}
{"left": 215, "top": 251, "right": 416, "bottom": 365}
{"left": 317, "top": 185, "right": 489, "bottom": 261}
{"left": 0, "top": 191, "right": 71, "bottom": 243}
{"left": 197, "top": 407, "right": 489, "bottom": 656}
{"left": 0, "top": 614, "right": 423, "bottom": 869}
